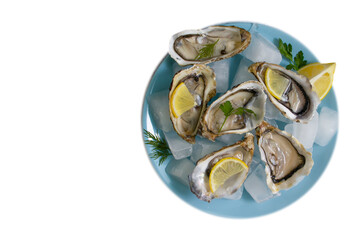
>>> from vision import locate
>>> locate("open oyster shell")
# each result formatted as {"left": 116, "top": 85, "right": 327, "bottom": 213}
{"left": 256, "top": 121, "right": 314, "bottom": 193}
{"left": 169, "top": 25, "right": 251, "bottom": 66}
{"left": 169, "top": 64, "right": 216, "bottom": 144}
{"left": 201, "top": 81, "right": 266, "bottom": 141}
{"left": 249, "top": 62, "right": 320, "bottom": 123}
{"left": 189, "top": 133, "right": 254, "bottom": 202}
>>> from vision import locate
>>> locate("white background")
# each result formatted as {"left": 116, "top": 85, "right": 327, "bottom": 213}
{"left": 0, "top": 0, "right": 359, "bottom": 239}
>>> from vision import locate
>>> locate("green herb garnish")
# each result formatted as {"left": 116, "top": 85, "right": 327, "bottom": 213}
{"left": 218, "top": 101, "right": 256, "bottom": 132}
{"left": 195, "top": 39, "right": 219, "bottom": 60}
{"left": 278, "top": 38, "right": 307, "bottom": 71}
{"left": 143, "top": 129, "right": 171, "bottom": 166}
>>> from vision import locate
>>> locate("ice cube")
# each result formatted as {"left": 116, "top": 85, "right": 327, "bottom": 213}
{"left": 190, "top": 137, "right": 225, "bottom": 163}
{"left": 165, "top": 157, "right": 195, "bottom": 186}
{"left": 248, "top": 154, "right": 262, "bottom": 176}
{"left": 231, "top": 57, "right": 256, "bottom": 88}
{"left": 264, "top": 99, "right": 292, "bottom": 123}
{"left": 263, "top": 117, "right": 278, "bottom": 129}
{"left": 284, "top": 111, "right": 319, "bottom": 149}
{"left": 315, "top": 107, "right": 338, "bottom": 146}
{"left": 284, "top": 123, "right": 293, "bottom": 134}
{"left": 208, "top": 58, "right": 231, "bottom": 93}
{"left": 241, "top": 32, "right": 282, "bottom": 64}
{"left": 223, "top": 185, "right": 244, "bottom": 200}
{"left": 244, "top": 164, "right": 279, "bottom": 203}
{"left": 190, "top": 142, "right": 203, "bottom": 163}
{"left": 147, "top": 90, "right": 173, "bottom": 132}
{"left": 216, "top": 134, "right": 244, "bottom": 145}
{"left": 164, "top": 131, "right": 193, "bottom": 160}
{"left": 264, "top": 99, "right": 277, "bottom": 119}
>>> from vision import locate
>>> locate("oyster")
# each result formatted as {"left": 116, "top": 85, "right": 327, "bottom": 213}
{"left": 169, "top": 64, "right": 216, "bottom": 144}
{"left": 189, "top": 133, "right": 254, "bottom": 202}
{"left": 201, "top": 81, "right": 266, "bottom": 141}
{"left": 249, "top": 62, "right": 320, "bottom": 123}
{"left": 169, "top": 26, "right": 251, "bottom": 66}
{"left": 256, "top": 121, "right": 314, "bottom": 193}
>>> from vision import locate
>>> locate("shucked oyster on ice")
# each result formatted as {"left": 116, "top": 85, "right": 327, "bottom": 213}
{"left": 256, "top": 121, "right": 314, "bottom": 193}
{"left": 201, "top": 81, "right": 266, "bottom": 141}
{"left": 189, "top": 133, "right": 254, "bottom": 202}
{"left": 249, "top": 62, "right": 320, "bottom": 123}
{"left": 169, "top": 26, "right": 251, "bottom": 66}
{"left": 169, "top": 64, "right": 216, "bottom": 144}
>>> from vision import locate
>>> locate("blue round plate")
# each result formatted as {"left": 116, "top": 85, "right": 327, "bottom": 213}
{"left": 141, "top": 22, "right": 338, "bottom": 218}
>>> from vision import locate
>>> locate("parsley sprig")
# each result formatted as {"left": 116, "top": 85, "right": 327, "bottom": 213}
{"left": 143, "top": 129, "right": 171, "bottom": 166}
{"left": 195, "top": 39, "right": 219, "bottom": 60}
{"left": 278, "top": 38, "right": 307, "bottom": 71}
{"left": 218, "top": 101, "right": 256, "bottom": 132}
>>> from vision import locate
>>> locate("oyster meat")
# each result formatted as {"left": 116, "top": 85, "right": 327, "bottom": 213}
{"left": 249, "top": 62, "right": 320, "bottom": 123}
{"left": 256, "top": 121, "right": 314, "bottom": 193}
{"left": 189, "top": 133, "right": 254, "bottom": 202}
{"left": 201, "top": 81, "right": 266, "bottom": 141}
{"left": 169, "top": 64, "right": 216, "bottom": 144}
{"left": 169, "top": 25, "right": 251, "bottom": 66}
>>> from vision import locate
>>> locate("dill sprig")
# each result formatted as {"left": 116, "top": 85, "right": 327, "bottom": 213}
{"left": 143, "top": 129, "right": 171, "bottom": 166}
{"left": 195, "top": 39, "right": 219, "bottom": 60}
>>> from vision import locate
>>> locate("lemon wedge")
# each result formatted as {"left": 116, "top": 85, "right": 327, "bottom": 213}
{"left": 170, "top": 82, "right": 196, "bottom": 118}
{"left": 209, "top": 157, "right": 248, "bottom": 194}
{"left": 264, "top": 67, "right": 290, "bottom": 100}
{"left": 298, "top": 62, "right": 336, "bottom": 100}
